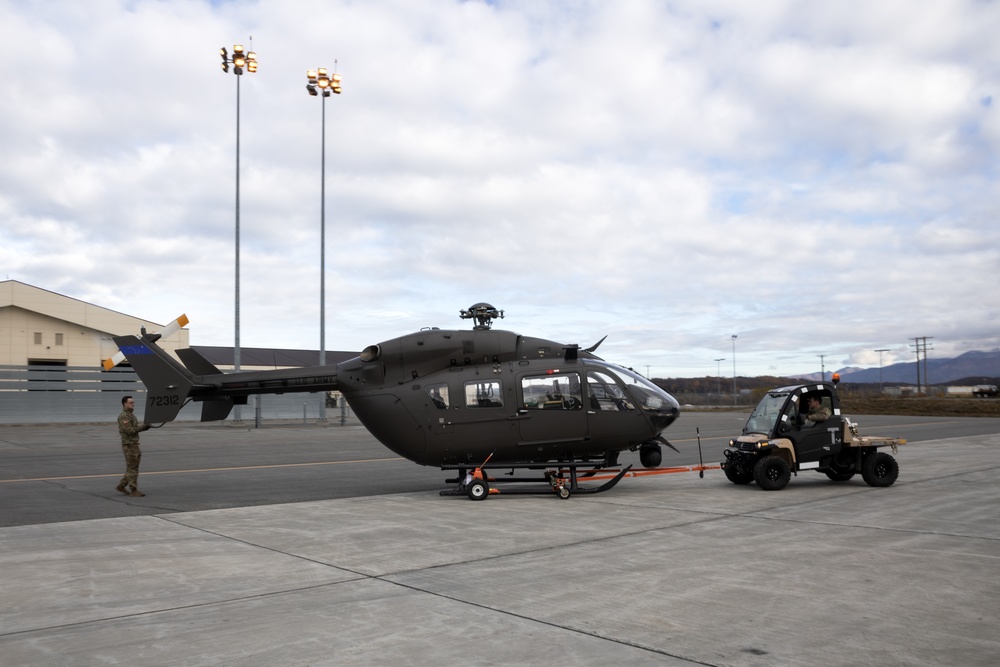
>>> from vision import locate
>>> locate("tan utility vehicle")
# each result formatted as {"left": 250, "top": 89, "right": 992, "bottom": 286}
{"left": 721, "top": 381, "right": 906, "bottom": 491}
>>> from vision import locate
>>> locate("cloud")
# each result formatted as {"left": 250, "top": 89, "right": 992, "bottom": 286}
{"left": 1, "top": 0, "right": 997, "bottom": 379}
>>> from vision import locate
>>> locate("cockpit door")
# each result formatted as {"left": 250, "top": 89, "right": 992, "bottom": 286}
{"left": 516, "top": 371, "right": 588, "bottom": 449}
{"left": 583, "top": 369, "right": 650, "bottom": 446}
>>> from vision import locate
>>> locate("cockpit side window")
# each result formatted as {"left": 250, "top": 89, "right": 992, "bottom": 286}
{"left": 586, "top": 370, "right": 635, "bottom": 411}
{"left": 520, "top": 373, "right": 583, "bottom": 410}
{"left": 785, "top": 389, "right": 834, "bottom": 426}
{"left": 426, "top": 383, "right": 449, "bottom": 409}
{"left": 464, "top": 380, "right": 503, "bottom": 408}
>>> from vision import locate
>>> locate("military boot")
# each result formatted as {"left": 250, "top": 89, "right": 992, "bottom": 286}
{"left": 116, "top": 483, "right": 128, "bottom": 495}
{"left": 128, "top": 488, "right": 145, "bottom": 497}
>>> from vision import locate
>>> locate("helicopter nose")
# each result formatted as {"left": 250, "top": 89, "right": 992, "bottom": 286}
{"left": 649, "top": 404, "right": 680, "bottom": 431}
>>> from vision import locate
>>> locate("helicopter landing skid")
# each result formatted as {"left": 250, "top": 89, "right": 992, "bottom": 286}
{"left": 439, "top": 462, "right": 633, "bottom": 500}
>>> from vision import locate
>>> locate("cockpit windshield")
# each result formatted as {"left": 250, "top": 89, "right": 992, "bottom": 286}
{"left": 589, "top": 361, "right": 681, "bottom": 431}
{"left": 601, "top": 365, "right": 675, "bottom": 410}
{"left": 743, "top": 392, "right": 789, "bottom": 434}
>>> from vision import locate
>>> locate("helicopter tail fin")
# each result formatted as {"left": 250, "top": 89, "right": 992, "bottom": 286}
{"left": 112, "top": 334, "right": 195, "bottom": 424}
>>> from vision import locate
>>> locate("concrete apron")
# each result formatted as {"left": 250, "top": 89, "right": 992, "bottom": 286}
{"left": 2, "top": 434, "right": 999, "bottom": 667}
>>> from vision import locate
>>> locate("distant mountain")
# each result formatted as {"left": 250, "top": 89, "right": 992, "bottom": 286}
{"left": 797, "top": 349, "right": 1000, "bottom": 385}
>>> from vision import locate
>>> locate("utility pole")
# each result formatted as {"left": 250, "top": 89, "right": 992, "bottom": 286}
{"left": 909, "top": 337, "right": 934, "bottom": 395}
{"left": 818, "top": 354, "right": 826, "bottom": 382}
{"left": 923, "top": 336, "right": 934, "bottom": 393}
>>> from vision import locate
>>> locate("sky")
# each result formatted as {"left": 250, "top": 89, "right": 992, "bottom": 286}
{"left": 2, "top": 0, "right": 998, "bottom": 379}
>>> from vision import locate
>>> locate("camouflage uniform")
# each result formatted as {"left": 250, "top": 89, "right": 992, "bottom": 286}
{"left": 118, "top": 408, "right": 149, "bottom": 491}
{"left": 804, "top": 404, "right": 832, "bottom": 423}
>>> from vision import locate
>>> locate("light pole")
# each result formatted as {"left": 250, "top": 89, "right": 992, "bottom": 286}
{"left": 306, "top": 66, "right": 342, "bottom": 421}
{"left": 875, "top": 348, "right": 889, "bottom": 392}
{"left": 714, "top": 357, "right": 725, "bottom": 405}
{"left": 220, "top": 42, "right": 258, "bottom": 421}
{"left": 731, "top": 335, "right": 738, "bottom": 406}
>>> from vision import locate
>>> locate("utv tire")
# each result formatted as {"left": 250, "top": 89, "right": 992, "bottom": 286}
{"left": 861, "top": 452, "right": 898, "bottom": 487}
{"left": 724, "top": 466, "right": 754, "bottom": 485}
{"left": 753, "top": 455, "right": 791, "bottom": 491}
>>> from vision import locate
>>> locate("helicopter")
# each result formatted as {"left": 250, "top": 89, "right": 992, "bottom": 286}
{"left": 110, "top": 303, "right": 683, "bottom": 498}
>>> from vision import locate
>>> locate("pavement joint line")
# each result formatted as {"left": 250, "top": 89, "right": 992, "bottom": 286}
{"left": 0, "top": 513, "right": 372, "bottom": 641}
{"left": 162, "top": 513, "right": 721, "bottom": 665}
{"left": 0, "top": 578, "right": 365, "bottom": 641}
{"left": 580, "top": 465, "right": 1000, "bottom": 540}
{"left": 155, "top": 513, "right": 716, "bottom": 664}
{"left": 156, "top": 513, "right": 374, "bottom": 578}
{"left": 382, "top": 575, "right": 719, "bottom": 666}
{"left": 731, "top": 512, "right": 1000, "bottom": 541}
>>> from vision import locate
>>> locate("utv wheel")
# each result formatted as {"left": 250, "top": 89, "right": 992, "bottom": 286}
{"left": 467, "top": 478, "right": 489, "bottom": 500}
{"left": 753, "top": 455, "right": 791, "bottom": 491}
{"left": 724, "top": 466, "right": 754, "bottom": 485}
{"left": 861, "top": 452, "right": 898, "bottom": 487}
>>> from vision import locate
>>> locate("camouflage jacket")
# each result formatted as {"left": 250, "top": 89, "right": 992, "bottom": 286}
{"left": 118, "top": 409, "right": 145, "bottom": 446}
{"left": 805, "top": 406, "right": 832, "bottom": 423}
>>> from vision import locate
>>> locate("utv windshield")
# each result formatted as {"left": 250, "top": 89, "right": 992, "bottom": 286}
{"left": 743, "top": 391, "right": 790, "bottom": 435}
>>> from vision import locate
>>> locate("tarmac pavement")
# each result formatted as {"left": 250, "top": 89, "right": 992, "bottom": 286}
{"left": 2, "top": 431, "right": 999, "bottom": 666}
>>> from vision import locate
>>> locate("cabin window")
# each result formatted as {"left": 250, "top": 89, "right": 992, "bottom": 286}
{"left": 465, "top": 380, "right": 503, "bottom": 408}
{"left": 791, "top": 390, "right": 835, "bottom": 424}
{"left": 520, "top": 373, "right": 583, "bottom": 410}
{"left": 586, "top": 370, "right": 635, "bottom": 411}
{"left": 426, "top": 383, "right": 450, "bottom": 409}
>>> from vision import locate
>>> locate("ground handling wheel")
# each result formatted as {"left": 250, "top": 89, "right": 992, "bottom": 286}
{"left": 467, "top": 477, "right": 489, "bottom": 500}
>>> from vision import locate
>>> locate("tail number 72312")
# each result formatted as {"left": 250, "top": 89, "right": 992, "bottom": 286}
{"left": 149, "top": 394, "right": 181, "bottom": 407}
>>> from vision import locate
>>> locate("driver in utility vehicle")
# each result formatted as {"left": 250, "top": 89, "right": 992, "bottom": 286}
{"left": 801, "top": 395, "right": 831, "bottom": 426}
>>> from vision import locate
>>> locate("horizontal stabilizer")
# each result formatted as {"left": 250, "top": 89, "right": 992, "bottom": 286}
{"left": 177, "top": 347, "right": 224, "bottom": 376}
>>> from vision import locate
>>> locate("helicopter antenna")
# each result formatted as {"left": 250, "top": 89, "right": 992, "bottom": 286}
{"left": 460, "top": 302, "right": 504, "bottom": 330}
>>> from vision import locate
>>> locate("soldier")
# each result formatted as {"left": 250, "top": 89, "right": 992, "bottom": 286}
{"left": 801, "top": 395, "right": 831, "bottom": 425}
{"left": 116, "top": 395, "right": 150, "bottom": 497}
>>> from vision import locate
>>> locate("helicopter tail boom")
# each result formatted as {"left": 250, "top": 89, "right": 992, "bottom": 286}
{"left": 112, "top": 333, "right": 343, "bottom": 424}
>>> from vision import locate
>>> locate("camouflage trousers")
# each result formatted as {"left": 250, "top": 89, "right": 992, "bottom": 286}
{"left": 119, "top": 443, "right": 142, "bottom": 489}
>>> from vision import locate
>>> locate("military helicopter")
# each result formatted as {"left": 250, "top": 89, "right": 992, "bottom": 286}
{"left": 111, "top": 303, "right": 682, "bottom": 498}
